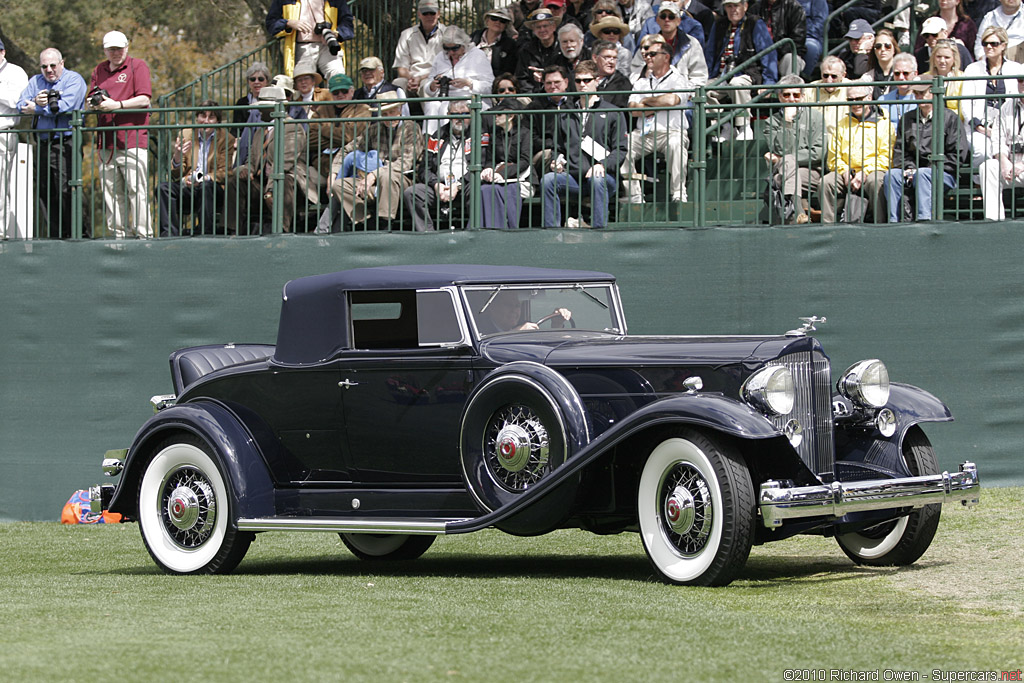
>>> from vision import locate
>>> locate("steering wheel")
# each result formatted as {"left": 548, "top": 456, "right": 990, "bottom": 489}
{"left": 534, "top": 311, "right": 576, "bottom": 329}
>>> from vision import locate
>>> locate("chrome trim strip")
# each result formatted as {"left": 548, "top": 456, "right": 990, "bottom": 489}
{"left": 759, "top": 462, "right": 980, "bottom": 528}
{"left": 236, "top": 517, "right": 465, "bottom": 534}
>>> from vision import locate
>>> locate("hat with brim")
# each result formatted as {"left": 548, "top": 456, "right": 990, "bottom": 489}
{"left": 720, "top": 0, "right": 744, "bottom": 6}
{"left": 328, "top": 74, "right": 355, "bottom": 92}
{"left": 271, "top": 74, "right": 295, "bottom": 97}
{"left": 920, "top": 17, "right": 948, "bottom": 36}
{"left": 257, "top": 86, "right": 290, "bottom": 103}
{"left": 844, "top": 19, "right": 874, "bottom": 39}
{"left": 490, "top": 97, "right": 526, "bottom": 112}
{"left": 291, "top": 64, "right": 323, "bottom": 86}
{"left": 846, "top": 84, "right": 873, "bottom": 100}
{"left": 103, "top": 30, "right": 129, "bottom": 48}
{"left": 907, "top": 78, "right": 932, "bottom": 94}
{"left": 359, "top": 56, "right": 384, "bottom": 71}
{"left": 525, "top": 9, "right": 558, "bottom": 26}
{"left": 590, "top": 16, "right": 630, "bottom": 39}
{"left": 374, "top": 90, "right": 404, "bottom": 112}
{"left": 658, "top": 1, "right": 682, "bottom": 16}
{"left": 487, "top": 7, "right": 514, "bottom": 22}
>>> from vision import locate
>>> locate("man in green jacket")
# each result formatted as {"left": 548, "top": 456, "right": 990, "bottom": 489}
{"left": 763, "top": 74, "right": 826, "bottom": 223}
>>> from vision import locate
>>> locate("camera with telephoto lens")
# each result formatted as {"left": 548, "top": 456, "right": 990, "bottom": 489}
{"left": 436, "top": 76, "right": 452, "bottom": 97}
{"left": 43, "top": 89, "right": 61, "bottom": 114}
{"left": 88, "top": 87, "right": 110, "bottom": 108}
{"left": 313, "top": 21, "right": 342, "bottom": 55}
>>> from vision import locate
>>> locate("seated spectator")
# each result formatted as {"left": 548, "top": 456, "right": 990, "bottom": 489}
{"left": 923, "top": 39, "right": 967, "bottom": 119}
{"left": 545, "top": 0, "right": 585, "bottom": 31}
{"left": 593, "top": 39, "right": 633, "bottom": 105}
{"left": 392, "top": 0, "right": 446, "bottom": 95}
{"left": 803, "top": 56, "right": 850, "bottom": 139}
{"left": 589, "top": 13, "right": 633, "bottom": 75}
{"left": 516, "top": 9, "right": 563, "bottom": 91}
{"left": 621, "top": 35, "right": 694, "bottom": 202}
{"left": 265, "top": 0, "right": 353, "bottom": 78}
{"left": 331, "top": 92, "right": 424, "bottom": 228}
{"left": 830, "top": 0, "right": 880, "bottom": 44}
{"left": 352, "top": 56, "right": 409, "bottom": 117}
{"left": 472, "top": 7, "right": 519, "bottom": 76}
{"left": 797, "top": 0, "right": 828, "bottom": 79}
{"left": 975, "top": 0, "right": 1024, "bottom": 60}
{"left": 749, "top": 0, "right": 807, "bottom": 77}
{"left": 763, "top": 75, "right": 825, "bottom": 223}
{"left": 233, "top": 63, "right": 270, "bottom": 125}
{"left": 617, "top": 0, "right": 655, "bottom": 39}
{"left": 705, "top": 0, "right": 778, "bottom": 140}
{"left": 311, "top": 74, "right": 371, "bottom": 193}
{"left": 821, "top": 85, "right": 894, "bottom": 223}
{"left": 680, "top": 0, "right": 716, "bottom": 37}
{"left": 403, "top": 100, "right": 475, "bottom": 231}
{"left": 492, "top": 72, "right": 534, "bottom": 107}
{"left": 158, "top": 101, "right": 235, "bottom": 237}
{"left": 884, "top": 78, "right": 970, "bottom": 222}
{"left": 530, "top": 65, "right": 575, "bottom": 173}
{"left": 567, "top": 0, "right": 596, "bottom": 26}
{"left": 979, "top": 76, "right": 1024, "bottom": 218}
{"left": 915, "top": 0, "right": 978, "bottom": 58}
{"left": 963, "top": 26, "right": 1024, "bottom": 165}
{"left": 557, "top": 24, "right": 592, "bottom": 72}
{"left": 422, "top": 27, "right": 495, "bottom": 134}
{"left": 860, "top": 29, "right": 900, "bottom": 98}
{"left": 879, "top": 53, "right": 920, "bottom": 124}
{"left": 541, "top": 60, "right": 628, "bottom": 228}
{"left": 835, "top": 19, "right": 875, "bottom": 79}
{"left": 290, "top": 63, "right": 331, "bottom": 121}
{"left": 513, "top": 0, "right": 544, "bottom": 34}
{"left": 480, "top": 99, "right": 536, "bottom": 228}
{"left": 967, "top": 0, "right": 1000, "bottom": 28}
{"left": 634, "top": 1, "right": 707, "bottom": 74}
{"left": 917, "top": 17, "right": 975, "bottom": 74}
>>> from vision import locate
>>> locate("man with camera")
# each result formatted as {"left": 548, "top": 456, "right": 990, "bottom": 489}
{"left": 0, "top": 38, "right": 29, "bottom": 240}
{"left": 266, "top": 0, "right": 354, "bottom": 79}
{"left": 87, "top": 30, "right": 153, "bottom": 239}
{"left": 17, "top": 48, "right": 87, "bottom": 239}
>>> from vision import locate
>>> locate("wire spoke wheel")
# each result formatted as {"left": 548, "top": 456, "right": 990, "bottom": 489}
{"left": 484, "top": 403, "right": 552, "bottom": 492}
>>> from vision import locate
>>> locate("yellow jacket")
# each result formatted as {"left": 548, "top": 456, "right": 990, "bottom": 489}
{"left": 827, "top": 107, "right": 895, "bottom": 176}
{"left": 266, "top": 0, "right": 354, "bottom": 76}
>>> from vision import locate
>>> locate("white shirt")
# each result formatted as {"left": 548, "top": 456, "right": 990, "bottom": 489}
{"left": 629, "top": 66, "right": 690, "bottom": 130}
{"left": 975, "top": 6, "right": 1024, "bottom": 58}
{"left": 423, "top": 45, "right": 495, "bottom": 99}
{"left": 0, "top": 59, "right": 30, "bottom": 129}
{"left": 393, "top": 23, "right": 447, "bottom": 79}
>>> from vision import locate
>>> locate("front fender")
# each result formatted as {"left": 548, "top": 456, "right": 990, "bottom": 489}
{"left": 108, "top": 401, "right": 275, "bottom": 520}
{"left": 888, "top": 382, "right": 953, "bottom": 425}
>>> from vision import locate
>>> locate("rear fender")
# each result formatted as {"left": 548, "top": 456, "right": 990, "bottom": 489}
{"left": 107, "top": 401, "right": 275, "bottom": 520}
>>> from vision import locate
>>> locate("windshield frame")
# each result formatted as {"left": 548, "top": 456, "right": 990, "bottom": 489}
{"left": 460, "top": 282, "right": 626, "bottom": 339}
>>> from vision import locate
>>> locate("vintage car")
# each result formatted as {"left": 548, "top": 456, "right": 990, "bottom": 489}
{"left": 92, "top": 265, "right": 980, "bottom": 585}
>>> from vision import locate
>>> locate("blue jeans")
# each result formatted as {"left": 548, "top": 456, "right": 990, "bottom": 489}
{"left": 883, "top": 168, "right": 956, "bottom": 222}
{"left": 802, "top": 38, "right": 822, "bottom": 79}
{"left": 541, "top": 172, "right": 616, "bottom": 228}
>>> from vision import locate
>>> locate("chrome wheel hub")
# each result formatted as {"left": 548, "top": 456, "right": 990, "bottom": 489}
{"left": 167, "top": 486, "right": 201, "bottom": 530}
{"left": 495, "top": 424, "right": 532, "bottom": 473}
{"left": 160, "top": 467, "right": 217, "bottom": 548}
{"left": 659, "top": 463, "right": 713, "bottom": 557}
{"left": 485, "top": 404, "right": 551, "bottom": 491}
{"left": 664, "top": 486, "right": 696, "bottom": 535}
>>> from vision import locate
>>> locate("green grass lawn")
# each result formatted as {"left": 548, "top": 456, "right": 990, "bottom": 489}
{"left": 2, "top": 488, "right": 1021, "bottom": 682}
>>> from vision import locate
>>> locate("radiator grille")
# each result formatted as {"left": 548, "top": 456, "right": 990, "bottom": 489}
{"left": 767, "top": 351, "right": 835, "bottom": 478}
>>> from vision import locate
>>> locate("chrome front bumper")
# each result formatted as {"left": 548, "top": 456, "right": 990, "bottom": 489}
{"left": 758, "top": 461, "right": 980, "bottom": 528}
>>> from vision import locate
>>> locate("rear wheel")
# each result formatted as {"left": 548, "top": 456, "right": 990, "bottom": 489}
{"left": 137, "top": 436, "right": 253, "bottom": 574}
{"left": 836, "top": 428, "right": 942, "bottom": 566}
{"left": 637, "top": 429, "right": 755, "bottom": 586}
{"left": 339, "top": 534, "right": 435, "bottom": 561}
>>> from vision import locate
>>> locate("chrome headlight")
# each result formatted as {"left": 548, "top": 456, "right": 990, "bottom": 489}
{"left": 742, "top": 366, "right": 795, "bottom": 416}
{"left": 837, "top": 359, "right": 890, "bottom": 408}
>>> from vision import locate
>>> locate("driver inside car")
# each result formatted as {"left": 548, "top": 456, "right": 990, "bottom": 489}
{"left": 480, "top": 290, "right": 571, "bottom": 333}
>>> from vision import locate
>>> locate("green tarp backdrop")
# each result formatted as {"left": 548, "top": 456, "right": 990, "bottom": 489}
{"left": 1, "top": 223, "right": 1020, "bottom": 522}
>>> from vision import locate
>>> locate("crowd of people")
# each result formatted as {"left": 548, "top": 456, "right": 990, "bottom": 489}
{"left": 5, "top": 0, "right": 1024, "bottom": 237}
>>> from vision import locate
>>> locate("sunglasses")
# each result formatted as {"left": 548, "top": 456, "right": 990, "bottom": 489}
{"left": 602, "top": 28, "right": 622, "bottom": 34}
{"left": 443, "top": 44, "right": 462, "bottom": 51}
{"left": 873, "top": 43, "right": 894, "bottom": 50}
{"left": 657, "top": 12, "right": 677, "bottom": 18}
{"left": 487, "top": 15, "right": 510, "bottom": 23}
{"left": 983, "top": 41, "right": 1004, "bottom": 47}
{"left": 420, "top": 10, "right": 437, "bottom": 15}
{"left": 249, "top": 76, "right": 267, "bottom": 82}
{"left": 821, "top": 73, "right": 841, "bottom": 80}
{"left": 497, "top": 87, "right": 517, "bottom": 93}
{"left": 642, "top": 50, "right": 667, "bottom": 57}
{"left": 893, "top": 70, "right": 914, "bottom": 76}
{"left": 593, "top": 8, "right": 615, "bottom": 14}
{"left": 574, "top": 76, "right": 596, "bottom": 83}
{"left": 334, "top": 89, "right": 351, "bottom": 94}
{"left": 40, "top": 62, "right": 61, "bottom": 70}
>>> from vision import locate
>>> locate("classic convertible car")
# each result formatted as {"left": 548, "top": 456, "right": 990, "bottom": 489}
{"left": 92, "top": 265, "right": 980, "bottom": 585}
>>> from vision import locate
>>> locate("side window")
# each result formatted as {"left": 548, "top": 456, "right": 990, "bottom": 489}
{"left": 349, "top": 289, "right": 464, "bottom": 349}
{"left": 416, "top": 290, "right": 463, "bottom": 345}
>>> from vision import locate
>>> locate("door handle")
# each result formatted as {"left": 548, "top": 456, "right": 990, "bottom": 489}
{"left": 338, "top": 379, "right": 359, "bottom": 389}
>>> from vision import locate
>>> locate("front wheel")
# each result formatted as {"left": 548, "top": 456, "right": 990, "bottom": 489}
{"left": 637, "top": 429, "right": 755, "bottom": 586}
{"left": 836, "top": 428, "right": 941, "bottom": 566}
{"left": 339, "top": 534, "right": 436, "bottom": 561}
{"left": 137, "top": 436, "right": 252, "bottom": 574}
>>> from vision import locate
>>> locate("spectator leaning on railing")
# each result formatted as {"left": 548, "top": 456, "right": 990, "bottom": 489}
{"left": 0, "top": 38, "right": 29, "bottom": 240}
{"left": 17, "top": 47, "right": 86, "bottom": 239}
{"left": 87, "top": 30, "right": 153, "bottom": 240}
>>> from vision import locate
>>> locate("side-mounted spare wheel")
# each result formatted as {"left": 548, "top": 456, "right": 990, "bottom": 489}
{"left": 637, "top": 428, "right": 756, "bottom": 586}
{"left": 460, "top": 364, "right": 590, "bottom": 536}
{"left": 836, "top": 427, "right": 942, "bottom": 566}
{"left": 137, "top": 435, "right": 253, "bottom": 574}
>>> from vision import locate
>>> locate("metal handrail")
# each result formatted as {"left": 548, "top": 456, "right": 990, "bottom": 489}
{"left": 824, "top": 0, "right": 914, "bottom": 58}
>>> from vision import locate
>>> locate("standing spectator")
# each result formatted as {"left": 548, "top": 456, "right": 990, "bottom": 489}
{"left": 879, "top": 52, "right": 920, "bottom": 124}
{"left": 884, "top": 79, "right": 969, "bottom": 222}
{"left": 797, "top": 0, "right": 828, "bottom": 78}
{"left": 265, "top": 0, "right": 353, "bottom": 78}
{"left": 480, "top": 99, "right": 535, "bottom": 229}
{"left": 821, "top": 85, "right": 894, "bottom": 223}
{"left": 472, "top": 7, "right": 519, "bottom": 76}
{"left": 331, "top": 92, "right": 424, "bottom": 228}
{"left": 157, "top": 101, "right": 235, "bottom": 236}
{"left": 541, "top": 60, "right": 628, "bottom": 228}
{"left": 804, "top": 56, "right": 850, "bottom": 140}
{"left": 705, "top": 0, "right": 778, "bottom": 140}
{"left": 88, "top": 30, "right": 153, "bottom": 239}
{"left": 421, "top": 27, "right": 494, "bottom": 134}
{"left": 403, "top": 100, "right": 475, "bottom": 231}
{"left": 556, "top": 24, "right": 592, "bottom": 73}
{"left": 0, "top": 38, "right": 29, "bottom": 239}
{"left": 975, "top": 0, "right": 1024, "bottom": 60}
{"left": 749, "top": 0, "right": 807, "bottom": 77}
{"left": 621, "top": 35, "right": 695, "bottom": 203}
{"left": 917, "top": 16, "right": 975, "bottom": 73}
{"left": 915, "top": 0, "right": 978, "bottom": 57}
{"left": 593, "top": 39, "right": 633, "bottom": 105}
{"left": 516, "top": 9, "right": 563, "bottom": 91}
{"left": 763, "top": 75, "right": 825, "bottom": 223}
{"left": 17, "top": 47, "right": 86, "bottom": 239}
{"left": 963, "top": 26, "right": 1024, "bottom": 165}
{"left": 979, "top": 76, "right": 1024, "bottom": 218}
{"left": 393, "top": 0, "right": 447, "bottom": 94}
{"left": 860, "top": 29, "right": 900, "bottom": 98}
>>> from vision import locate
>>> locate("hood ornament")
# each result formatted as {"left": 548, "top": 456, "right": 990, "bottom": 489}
{"left": 785, "top": 316, "right": 826, "bottom": 337}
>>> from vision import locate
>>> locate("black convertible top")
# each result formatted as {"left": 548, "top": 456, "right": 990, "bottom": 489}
{"left": 274, "top": 265, "right": 616, "bottom": 365}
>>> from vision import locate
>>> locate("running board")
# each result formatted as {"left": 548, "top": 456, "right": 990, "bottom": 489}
{"left": 236, "top": 516, "right": 471, "bottom": 534}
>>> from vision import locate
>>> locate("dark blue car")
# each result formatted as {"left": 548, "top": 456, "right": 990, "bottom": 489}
{"left": 92, "top": 265, "right": 981, "bottom": 585}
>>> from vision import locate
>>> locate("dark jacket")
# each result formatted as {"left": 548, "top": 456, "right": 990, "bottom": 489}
{"left": 484, "top": 117, "right": 535, "bottom": 183}
{"left": 705, "top": 13, "right": 779, "bottom": 85}
{"left": 424, "top": 125, "right": 474, "bottom": 188}
{"left": 352, "top": 80, "right": 403, "bottom": 102}
{"left": 749, "top": 0, "right": 807, "bottom": 58}
{"left": 597, "top": 70, "right": 632, "bottom": 108}
{"left": 554, "top": 98, "right": 629, "bottom": 179}
{"left": 686, "top": 0, "right": 717, "bottom": 38}
{"left": 515, "top": 37, "right": 564, "bottom": 92}
{"left": 530, "top": 94, "right": 575, "bottom": 150}
{"left": 471, "top": 28, "right": 520, "bottom": 76}
{"left": 891, "top": 105, "right": 970, "bottom": 178}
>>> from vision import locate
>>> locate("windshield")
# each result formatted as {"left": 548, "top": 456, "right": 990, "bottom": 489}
{"left": 464, "top": 283, "right": 623, "bottom": 338}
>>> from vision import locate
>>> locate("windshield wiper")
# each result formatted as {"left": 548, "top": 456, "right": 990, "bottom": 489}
{"left": 479, "top": 285, "right": 505, "bottom": 314}
{"left": 574, "top": 283, "right": 608, "bottom": 309}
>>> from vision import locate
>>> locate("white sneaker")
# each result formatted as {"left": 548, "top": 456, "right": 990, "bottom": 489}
{"left": 565, "top": 217, "right": 580, "bottom": 228}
